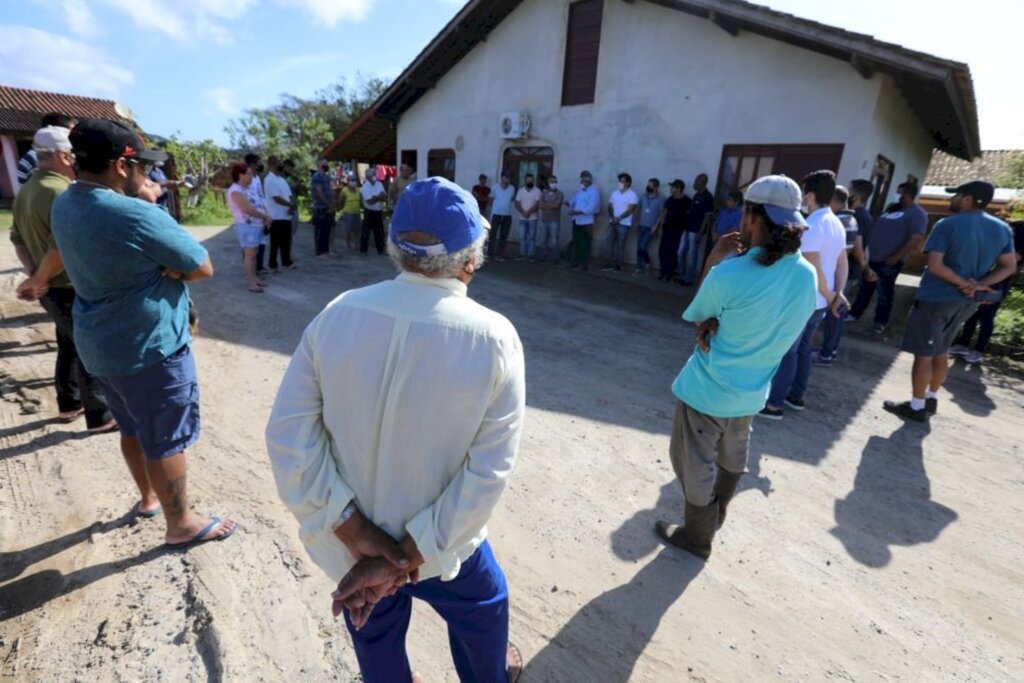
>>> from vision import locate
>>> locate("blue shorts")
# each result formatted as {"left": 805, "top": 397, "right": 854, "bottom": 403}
{"left": 98, "top": 346, "right": 201, "bottom": 459}
{"left": 233, "top": 222, "right": 263, "bottom": 249}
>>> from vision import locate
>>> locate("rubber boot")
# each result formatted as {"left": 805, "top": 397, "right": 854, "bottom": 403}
{"left": 713, "top": 467, "right": 743, "bottom": 529}
{"left": 655, "top": 500, "right": 720, "bottom": 560}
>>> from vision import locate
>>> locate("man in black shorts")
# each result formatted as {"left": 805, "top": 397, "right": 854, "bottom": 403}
{"left": 883, "top": 181, "right": 1016, "bottom": 422}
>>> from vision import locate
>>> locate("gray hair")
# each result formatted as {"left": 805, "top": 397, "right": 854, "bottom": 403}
{"left": 387, "top": 231, "right": 486, "bottom": 279}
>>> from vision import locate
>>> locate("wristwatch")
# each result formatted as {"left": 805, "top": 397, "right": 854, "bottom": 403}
{"left": 332, "top": 500, "right": 359, "bottom": 531}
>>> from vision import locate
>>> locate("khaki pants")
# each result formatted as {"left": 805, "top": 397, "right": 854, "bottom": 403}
{"left": 669, "top": 400, "right": 753, "bottom": 506}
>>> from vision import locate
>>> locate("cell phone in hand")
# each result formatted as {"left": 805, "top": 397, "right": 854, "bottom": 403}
{"left": 974, "top": 290, "right": 1004, "bottom": 304}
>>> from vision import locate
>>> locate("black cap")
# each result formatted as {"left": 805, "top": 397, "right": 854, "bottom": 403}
{"left": 70, "top": 118, "right": 167, "bottom": 164}
{"left": 945, "top": 180, "right": 995, "bottom": 206}
{"left": 580, "top": 170, "right": 593, "bottom": 180}
{"left": 670, "top": 178, "right": 685, "bottom": 189}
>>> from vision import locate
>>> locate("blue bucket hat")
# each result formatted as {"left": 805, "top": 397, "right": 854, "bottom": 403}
{"left": 390, "top": 177, "right": 484, "bottom": 257}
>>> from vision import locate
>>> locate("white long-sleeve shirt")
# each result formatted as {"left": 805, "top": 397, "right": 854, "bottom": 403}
{"left": 266, "top": 272, "right": 526, "bottom": 582}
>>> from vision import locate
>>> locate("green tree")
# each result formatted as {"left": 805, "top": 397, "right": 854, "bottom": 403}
{"left": 164, "top": 136, "right": 227, "bottom": 206}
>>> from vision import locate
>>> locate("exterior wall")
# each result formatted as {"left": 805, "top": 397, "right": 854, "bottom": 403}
{"left": 395, "top": 0, "right": 933, "bottom": 261}
{"left": 0, "top": 135, "right": 18, "bottom": 200}
{"left": 859, "top": 75, "right": 935, "bottom": 200}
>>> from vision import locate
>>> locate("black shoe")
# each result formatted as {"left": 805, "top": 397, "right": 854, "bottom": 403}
{"left": 757, "top": 406, "right": 784, "bottom": 421}
{"left": 882, "top": 400, "right": 929, "bottom": 423}
{"left": 656, "top": 501, "right": 719, "bottom": 559}
{"left": 783, "top": 396, "right": 805, "bottom": 411}
{"left": 925, "top": 397, "right": 938, "bottom": 416}
{"left": 713, "top": 468, "right": 743, "bottom": 529}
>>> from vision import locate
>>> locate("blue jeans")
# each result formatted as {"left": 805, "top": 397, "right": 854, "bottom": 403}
{"left": 518, "top": 219, "right": 538, "bottom": 257}
{"left": 818, "top": 305, "right": 848, "bottom": 358}
{"left": 677, "top": 232, "right": 700, "bottom": 282}
{"left": 343, "top": 541, "right": 509, "bottom": 683}
{"left": 768, "top": 308, "right": 827, "bottom": 407}
{"left": 539, "top": 219, "right": 560, "bottom": 261}
{"left": 636, "top": 225, "right": 654, "bottom": 268}
{"left": 850, "top": 261, "right": 902, "bottom": 325}
{"left": 607, "top": 223, "right": 629, "bottom": 266}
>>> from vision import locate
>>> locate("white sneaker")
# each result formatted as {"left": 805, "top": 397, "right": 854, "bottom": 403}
{"left": 949, "top": 344, "right": 969, "bottom": 357}
{"left": 964, "top": 350, "right": 983, "bottom": 364}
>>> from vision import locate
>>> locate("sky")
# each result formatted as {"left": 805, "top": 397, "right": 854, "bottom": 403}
{"left": 0, "top": 0, "right": 1021, "bottom": 150}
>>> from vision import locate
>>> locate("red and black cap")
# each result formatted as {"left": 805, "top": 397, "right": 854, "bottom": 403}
{"left": 945, "top": 180, "right": 995, "bottom": 207}
{"left": 69, "top": 118, "right": 168, "bottom": 164}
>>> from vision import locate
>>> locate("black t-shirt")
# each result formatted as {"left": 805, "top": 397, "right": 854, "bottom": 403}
{"left": 663, "top": 195, "right": 691, "bottom": 234}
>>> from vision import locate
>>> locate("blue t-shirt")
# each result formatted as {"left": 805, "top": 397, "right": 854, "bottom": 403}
{"left": 713, "top": 206, "right": 742, "bottom": 239}
{"left": 917, "top": 211, "right": 1014, "bottom": 303}
{"left": 51, "top": 184, "right": 208, "bottom": 377}
{"left": 490, "top": 184, "right": 516, "bottom": 217}
{"left": 310, "top": 171, "right": 332, "bottom": 212}
{"left": 148, "top": 167, "right": 169, "bottom": 206}
{"left": 672, "top": 248, "right": 817, "bottom": 418}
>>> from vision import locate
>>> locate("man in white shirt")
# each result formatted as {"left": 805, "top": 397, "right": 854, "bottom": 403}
{"left": 245, "top": 152, "right": 270, "bottom": 273}
{"left": 514, "top": 173, "right": 542, "bottom": 261}
{"left": 360, "top": 168, "right": 387, "bottom": 255}
{"left": 761, "top": 170, "right": 848, "bottom": 419}
{"left": 264, "top": 156, "right": 296, "bottom": 271}
{"left": 604, "top": 172, "right": 639, "bottom": 271}
{"left": 488, "top": 172, "right": 516, "bottom": 260}
{"left": 266, "top": 177, "right": 525, "bottom": 682}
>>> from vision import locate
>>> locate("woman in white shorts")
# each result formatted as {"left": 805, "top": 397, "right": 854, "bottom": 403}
{"left": 228, "top": 162, "right": 272, "bottom": 292}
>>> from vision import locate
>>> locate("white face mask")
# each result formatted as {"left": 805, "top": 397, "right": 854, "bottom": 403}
{"left": 618, "top": 182, "right": 625, "bottom": 191}
{"left": 549, "top": 183, "right": 558, "bottom": 191}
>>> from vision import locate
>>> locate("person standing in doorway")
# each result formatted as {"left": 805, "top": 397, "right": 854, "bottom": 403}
{"left": 267, "top": 177, "right": 525, "bottom": 682}
{"left": 50, "top": 118, "right": 237, "bottom": 544}
{"left": 310, "top": 159, "right": 336, "bottom": 258}
{"left": 568, "top": 170, "right": 600, "bottom": 270}
{"left": 264, "top": 156, "right": 297, "bottom": 272}
{"left": 604, "top": 173, "right": 638, "bottom": 272}
{"left": 538, "top": 174, "right": 564, "bottom": 263}
{"left": 472, "top": 174, "right": 492, "bottom": 216}
{"left": 655, "top": 179, "right": 691, "bottom": 282}
{"left": 12, "top": 126, "right": 116, "bottom": 433}
{"left": 848, "top": 181, "right": 928, "bottom": 333}
{"left": 814, "top": 185, "right": 862, "bottom": 366}
{"left": 656, "top": 175, "right": 816, "bottom": 559}
{"left": 488, "top": 172, "right": 515, "bottom": 261}
{"left": 361, "top": 168, "right": 387, "bottom": 256}
{"left": 514, "top": 173, "right": 542, "bottom": 261}
{"left": 883, "top": 182, "right": 1016, "bottom": 421}
{"left": 761, "top": 170, "right": 847, "bottom": 420}
{"left": 635, "top": 178, "right": 665, "bottom": 275}
{"left": 677, "top": 173, "right": 713, "bottom": 285}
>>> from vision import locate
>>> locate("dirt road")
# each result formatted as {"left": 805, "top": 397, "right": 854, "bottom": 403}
{"left": 1, "top": 225, "right": 1022, "bottom": 682}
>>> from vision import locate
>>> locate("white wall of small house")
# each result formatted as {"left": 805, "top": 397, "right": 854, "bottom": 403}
{"left": 396, "top": 0, "right": 939, "bottom": 261}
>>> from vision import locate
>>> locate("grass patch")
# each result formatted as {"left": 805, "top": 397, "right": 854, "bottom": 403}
{"left": 180, "top": 191, "right": 233, "bottom": 226}
{"left": 0, "top": 209, "right": 12, "bottom": 231}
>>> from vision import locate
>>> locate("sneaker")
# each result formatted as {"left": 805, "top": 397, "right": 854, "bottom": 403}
{"left": 632, "top": 269, "right": 643, "bottom": 276}
{"left": 758, "top": 406, "right": 784, "bottom": 420}
{"left": 812, "top": 351, "right": 835, "bottom": 367}
{"left": 882, "top": 400, "right": 929, "bottom": 423}
{"left": 949, "top": 344, "right": 969, "bottom": 357}
{"left": 602, "top": 265, "right": 615, "bottom": 271}
{"left": 783, "top": 396, "right": 805, "bottom": 411}
{"left": 964, "top": 350, "right": 983, "bottom": 364}
{"left": 515, "top": 256, "right": 526, "bottom": 262}
{"left": 844, "top": 314, "right": 858, "bottom": 323}
{"left": 925, "top": 397, "right": 938, "bottom": 416}
{"left": 868, "top": 323, "right": 886, "bottom": 335}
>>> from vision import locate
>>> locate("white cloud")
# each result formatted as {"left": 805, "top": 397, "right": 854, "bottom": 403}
{"left": 99, "top": 0, "right": 188, "bottom": 40}
{"left": 97, "top": 0, "right": 257, "bottom": 44}
{"left": 0, "top": 25, "right": 134, "bottom": 97}
{"left": 274, "top": 0, "right": 373, "bottom": 28}
{"left": 204, "top": 87, "right": 237, "bottom": 115}
{"left": 63, "top": 0, "right": 102, "bottom": 36}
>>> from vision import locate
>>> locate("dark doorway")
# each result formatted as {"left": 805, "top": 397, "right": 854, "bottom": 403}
{"left": 502, "top": 146, "right": 554, "bottom": 188}
{"left": 870, "top": 155, "right": 896, "bottom": 218}
{"left": 715, "top": 143, "right": 845, "bottom": 204}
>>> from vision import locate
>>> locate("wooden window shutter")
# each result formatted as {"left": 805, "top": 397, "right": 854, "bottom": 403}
{"left": 561, "top": 0, "right": 604, "bottom": 106}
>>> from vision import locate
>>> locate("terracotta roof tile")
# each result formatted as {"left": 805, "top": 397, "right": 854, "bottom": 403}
{"left": 926, "top": 149, "right": 1024, "bottom": 189}
{"left": 0, "top": 85, "right": 132, "bottom": 136}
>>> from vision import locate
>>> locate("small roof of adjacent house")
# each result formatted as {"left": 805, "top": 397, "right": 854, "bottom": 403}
{"left": 925, "top": 149, "right": 1024, "bottom": 189}
{"left": 0, "top": 85, "right": 134, "bottom": 137}
{"left": 324, "top": 0, "right": 981, "bottom": 163}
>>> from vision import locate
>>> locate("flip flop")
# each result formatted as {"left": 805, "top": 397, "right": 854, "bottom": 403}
{"left": 57, "top": 408, "right": 85, "bottom": 423}
{"left": 135, "top": 502, "right": 162, "bottom": 519}
{"left": 165, "top": 516, "right": 238, "bottom": 550}
{"left": 507, "top": 642, "right": 523, "bottom": 683}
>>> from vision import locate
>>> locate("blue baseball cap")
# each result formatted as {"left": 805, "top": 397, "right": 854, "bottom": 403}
{"left": 390, "top": 177, "right": 485, "bottom": 257}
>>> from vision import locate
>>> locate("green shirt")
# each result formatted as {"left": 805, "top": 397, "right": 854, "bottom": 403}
{"left": 341, "top": 186, "right": 362, "bottom": 215}
{"left": 10, "top": 170, "right": 72, "bottom": 289}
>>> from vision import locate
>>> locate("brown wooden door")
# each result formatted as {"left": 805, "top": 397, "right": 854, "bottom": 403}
{"left": 503, "top": 146, "right": 554, "bottom": 189}
{"left": 715, "top": 143, "right": 844, "bottom": 203}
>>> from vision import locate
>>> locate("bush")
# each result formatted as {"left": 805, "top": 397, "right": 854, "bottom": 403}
{"left": 180, "top": 190, "right": 233, "bottom": 226}
{"left": 994, "top": 289, "right": 1024, "bottom": 349}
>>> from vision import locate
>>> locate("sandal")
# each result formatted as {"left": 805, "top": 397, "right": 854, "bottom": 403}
{"left": 507, "top": 642, "right": 523, "bottom": 683}
{"left": 248, "top": 285, "right": 264, "bottom": 293}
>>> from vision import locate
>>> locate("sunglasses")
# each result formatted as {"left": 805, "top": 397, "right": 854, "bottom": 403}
{"left": 124, "top": 157, "right": 155, "bottom": 175}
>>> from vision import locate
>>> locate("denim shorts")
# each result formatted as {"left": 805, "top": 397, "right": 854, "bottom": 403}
{"left": 97, "top": 346, "right": 201, "bottom": 459}
{"left": 233, "top": 222, "right": 264, "bottom": 249}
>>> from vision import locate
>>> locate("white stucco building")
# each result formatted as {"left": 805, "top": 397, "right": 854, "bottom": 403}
{"left": 325, "top": 0, "right": 979, "bottom": 259}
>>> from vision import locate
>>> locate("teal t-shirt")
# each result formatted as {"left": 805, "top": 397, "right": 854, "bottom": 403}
{"left": 917, "top": 211, "right": 1014, "bottom": 302}
{"left": 671, "top": 248, "right": 817, "bottom": 418}
{"left": 51, "top": 184, "right": 207, "bottom": 377}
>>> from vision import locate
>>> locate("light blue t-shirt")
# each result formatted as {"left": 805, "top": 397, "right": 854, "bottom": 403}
{"left": 672, "top": 248, "right": 817, "bottom": 418}
{"left": 51, "top": 184, "right": 207, "bottom": 377}
{"left": 917, "top": 211, "right": 1014, "bottom": 302}
{"left": 490, "top": 183, "right": 516, "bottom": 216}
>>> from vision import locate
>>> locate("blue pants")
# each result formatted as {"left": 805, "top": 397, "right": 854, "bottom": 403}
{"left": 677, "top": 232, "right": 700, "bottom": 283}
{"left": 768, "top": 308, "right": 827, "bottom": 407}
{"left": 850, "top": 261, "right": 902, "bottom": 325}
{"left": 818, "top": 305, "right": 848, "bottom": 358}
{"left": 518, "top": 219, "right": 538, "bottom": 257}
{"left": 606, "top": 223, "right": 629, "bottom": 266}
{"left": 344, "top": 541, "right": 509, "bottom": 683}
{"left": 636, "top": 225, "right": 654, "bottom": 268}
{"left": 539, "top": 220, "right": 560, "bottom": 261}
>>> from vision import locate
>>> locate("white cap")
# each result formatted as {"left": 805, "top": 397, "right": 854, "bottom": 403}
{"left": 743, "top": 175, "right": 807, "bottom": 227}
{"left": 33, "top": 126, "right": 73, "bottom": 153}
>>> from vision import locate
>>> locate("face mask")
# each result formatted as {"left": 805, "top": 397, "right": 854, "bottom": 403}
{"left": 618, "top": 182, "right": 625, "bottom": 191}
{"left": 257, "top": 164, "right": 265, "bottom": 174}
{"left": 348, "top": 182, "right": 356, "bottom": 188}
{"left": 526, "top": 182, "right": 534, "bottom": 189}
{"left": 647, "top": 186, "right": 654, "bottom": 193}
{"left": 549, "top": 183, "right": 558, "bottom": 191}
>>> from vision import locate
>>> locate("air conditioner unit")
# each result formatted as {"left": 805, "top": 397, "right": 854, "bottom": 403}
{"left": 500, "top": 111, "right": 531, "bottom": 139}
